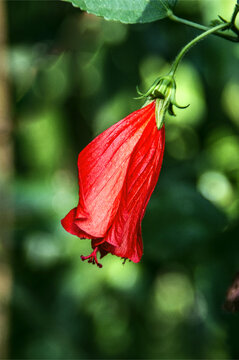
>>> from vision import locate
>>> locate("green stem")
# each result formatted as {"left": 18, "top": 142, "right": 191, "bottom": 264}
{"left": 169, "top": 13, "right": 239, "bottom": 42}
{"left": 230, "top": 3, "right": 239, "bottom": 27}
{"left": 169, "top": 22, "right": 230, "bottom": 77}
{"left": 229, "top": 3, "right": 239, "bottom": 37}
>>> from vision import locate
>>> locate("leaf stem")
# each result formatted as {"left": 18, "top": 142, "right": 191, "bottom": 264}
{"left": 229, "top": 3, "right": 239, "bottom": 37}
{"left": 169, "top": 22, "right": 230, "bottom": 76}
{"left": 168, "top": 12, "right": 239, "bottom": 43}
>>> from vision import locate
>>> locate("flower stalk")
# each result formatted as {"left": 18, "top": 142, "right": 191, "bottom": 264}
{"left": 169, "top": 22, "right": 230, "bottom": 77}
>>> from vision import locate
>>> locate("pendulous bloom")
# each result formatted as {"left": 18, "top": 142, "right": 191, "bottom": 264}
{"left": 61, "top": 76, "right": 183, "bottom": 267}
{"left": 62, "top": 101, "right": 164, "bottom": 267}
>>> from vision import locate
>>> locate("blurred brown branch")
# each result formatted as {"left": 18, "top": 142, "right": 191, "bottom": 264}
{"left": 0, "top": 0, "right": 13, "bottom": 358}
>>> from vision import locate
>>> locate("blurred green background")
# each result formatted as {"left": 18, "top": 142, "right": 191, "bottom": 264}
{"left": 0, "top": 0, "right": 239, "bottom": 358}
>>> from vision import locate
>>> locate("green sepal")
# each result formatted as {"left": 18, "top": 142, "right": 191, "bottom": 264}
{"left": 135, "top": 77, "right": 163, "bottom": 99}
{"left": 171, "top": 100, "right": 190, "bottom": 109}
{"left": 137, "top": 73, "right": 189, "bottom": 129}
{"left": 168, "top": 103, "right": 176, "bottom": 116}
{"left": 155, "top": 98, "right": 165, "bottom": 129}
{"left": 153, "top": 89, "right": 165, "bottom": 99}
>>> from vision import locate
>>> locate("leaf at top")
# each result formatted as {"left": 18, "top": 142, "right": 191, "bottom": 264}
{"left": 67, "top": 0, "right": 177, "bottom": 24}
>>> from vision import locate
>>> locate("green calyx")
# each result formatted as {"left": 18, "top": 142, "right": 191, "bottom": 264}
{"left": 137, "top": 75, "right": 189, "bottom": 129}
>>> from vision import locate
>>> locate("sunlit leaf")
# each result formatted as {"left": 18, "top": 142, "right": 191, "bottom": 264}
{"left": 66, "top": 0, "right": 177, "bottom": 24}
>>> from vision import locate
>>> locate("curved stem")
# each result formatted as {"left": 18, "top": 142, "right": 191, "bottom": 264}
{"left": 231, "top": 3, "right": 239, "bottom": 27}
{"left": 169, "top": 13, "right": 239, "bottom": 42}
{"left": 229, "top": 3, "right": 239, "bottom": 37}
{"left": 169, "top": 22, "right": 230, "bottom": 77}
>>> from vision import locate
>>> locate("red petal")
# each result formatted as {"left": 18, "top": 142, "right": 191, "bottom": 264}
{"left": 74, "top": 102, "right": 155, "bottom": 241}
{"left": 61, "top": 208, "right": 92, "bottom": 238}
{"left": 104, "top": 115, "right": 165, "bottom": 262}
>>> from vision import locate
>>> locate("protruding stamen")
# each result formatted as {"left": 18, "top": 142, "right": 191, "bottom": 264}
{"left": 122, "top": 258, "right": 127, "bottom": 265}
{"left": 81, "top": 247, "right": 102, "bottom": 268}
{"left": 121, "top": 257, "right": 132, "bottom": 265}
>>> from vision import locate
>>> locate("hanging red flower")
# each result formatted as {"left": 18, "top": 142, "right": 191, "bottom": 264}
{"left": 61, "top": 75, "right": 186, "bottom": 267}
{"left": 61, "top": 101, "right": 165, "bottom": 267}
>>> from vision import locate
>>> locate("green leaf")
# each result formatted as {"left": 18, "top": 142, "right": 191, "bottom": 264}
{"left": 67, "top": 0, "right": 177, "bottom": 24}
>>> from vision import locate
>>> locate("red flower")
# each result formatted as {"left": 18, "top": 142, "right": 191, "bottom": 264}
{"left": 61, "top": 101, "right": 165, "bottom": 267}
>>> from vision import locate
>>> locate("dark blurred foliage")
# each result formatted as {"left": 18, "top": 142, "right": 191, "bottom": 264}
{"left": 2, "top": 0, "right": 239, "bottom": 358}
